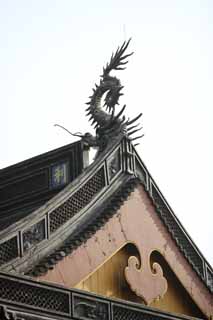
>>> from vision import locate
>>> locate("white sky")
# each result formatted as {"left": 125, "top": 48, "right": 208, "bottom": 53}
{"left": 0, "top": 1, "right": 212, "bottom": 266}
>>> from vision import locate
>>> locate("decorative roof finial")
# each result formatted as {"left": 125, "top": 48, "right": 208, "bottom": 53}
{"left": 85, "top": 39, "right": 143, "bottom": 152}
{"left": 55, "top": 40, "right": 143, "bottom": 153}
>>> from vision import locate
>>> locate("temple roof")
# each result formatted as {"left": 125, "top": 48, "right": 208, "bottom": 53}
{"left": 0, "top": 140, "right": 85, "bottom": 230}
{"left": 0, "top": 270, "right": 199, "bottom": 320}
{"left": 0, "top": 135, "right": 212, "bottom": 296}
{"left": 0, "top": 40, "right": 212, "bottom": 318}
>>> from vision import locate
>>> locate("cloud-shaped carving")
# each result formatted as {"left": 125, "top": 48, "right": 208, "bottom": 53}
{"left": 125, "top": 253, "right": 168, "bottom": 305}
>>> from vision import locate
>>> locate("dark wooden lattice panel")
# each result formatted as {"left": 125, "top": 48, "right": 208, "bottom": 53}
{"left": 49, "top": 166, "right": 106, "bottom": 233}
{"left": 0, "top": 277, "right": 70, "bottom": 314}
{"left": 0, "top": 237, "right": 18, "bottom": 266}
{"left": 113, "top": 305, "right": 156, "bottom": 320}
{"left": 151, "top": 184, "right": 204, "bottom": 278}
{"left": 0, "top": 141, "right": 84, "bottom": 227}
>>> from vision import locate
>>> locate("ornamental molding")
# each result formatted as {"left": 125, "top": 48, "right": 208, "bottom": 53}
{"left": 0, "top": 40, "right": 212, "bottom": 296}
{"left": 56, "top": 39, "right": 143, "bottom": 154}
{"left": 125, "top": 248, "right": 168, "bottom": 305}
{"left": 0, "top": 272, "right": 207, "bottom": 320}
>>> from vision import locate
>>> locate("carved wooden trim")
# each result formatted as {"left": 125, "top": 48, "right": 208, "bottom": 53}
{"left": 125, "top": 248, "right": 168, "bottom": 305}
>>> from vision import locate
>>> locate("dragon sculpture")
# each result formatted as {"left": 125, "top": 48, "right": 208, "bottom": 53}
{"left": 56, "top": 39, "right": 143, "bottom": 154}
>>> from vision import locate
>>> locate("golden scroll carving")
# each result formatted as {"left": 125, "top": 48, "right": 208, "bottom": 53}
{"left": 125, "top": 248, "right": 168, "bottom": 305}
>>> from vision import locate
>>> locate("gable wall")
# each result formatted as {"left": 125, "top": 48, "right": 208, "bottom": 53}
{"left": 37, "top": 185, "right": 213, "bottom": 318}
{"left": 75, "top": 244, "right": 204, "bottom": 317}
{"left": 75, "top": 243, "right": 142, "bottom": 303}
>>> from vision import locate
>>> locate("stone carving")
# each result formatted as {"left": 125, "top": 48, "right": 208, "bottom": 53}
{"left": 84, "top": 39, "right": 143, "bottom": 153}
{"left": 55, "top": 40, "right": 143, "bottom": 154}
{"left": 125, "top": 250, "right": 168, "bottom": 305}
{"left": 23, "top": 220, "right": 45, "bottom": 252}
{"left": 74, "top": 301, "right": 108, "bottom": 320}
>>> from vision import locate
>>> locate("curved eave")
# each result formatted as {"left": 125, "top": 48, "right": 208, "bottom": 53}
{"left": 0, "top": 135, "right": 129, "bottom": 272}
{"left": 0, "top": 136, "right": 212, "bottom": 294}
{"left": 134, "top": 149, "right": 213, "bottom": 294}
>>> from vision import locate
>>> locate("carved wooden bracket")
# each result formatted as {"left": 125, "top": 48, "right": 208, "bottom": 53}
{"left": 125, "top": 248, "right": 168, "bottom": 305}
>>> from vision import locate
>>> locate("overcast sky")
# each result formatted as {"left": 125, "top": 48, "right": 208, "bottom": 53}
{"left": 0, "top": 0, "right": 212, "bottom": 266}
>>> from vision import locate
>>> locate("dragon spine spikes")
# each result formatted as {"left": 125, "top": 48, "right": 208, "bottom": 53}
{"left": 84, "top": 39, "right": 143, "bottom": 152}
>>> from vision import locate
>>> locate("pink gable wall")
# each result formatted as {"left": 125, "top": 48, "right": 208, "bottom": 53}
{"left": 37, "top": 185, "right": 213, "bottom": 317}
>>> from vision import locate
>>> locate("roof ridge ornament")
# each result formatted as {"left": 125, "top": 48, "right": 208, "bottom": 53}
{"left": 55, "top": 40, "right": 143, "bottom": 154}
{"left": 85, "top": 39, "right": 143, "bottom": 153}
